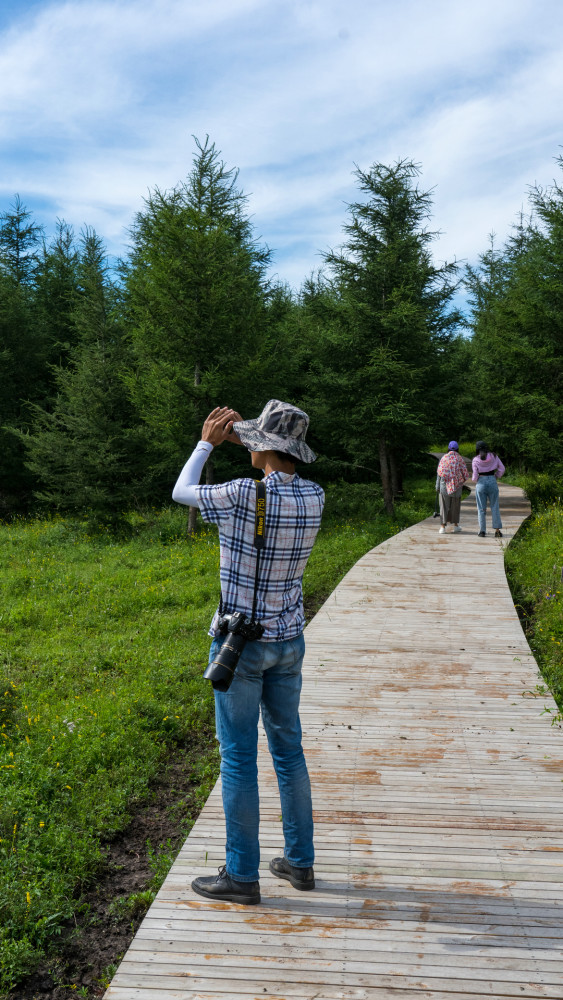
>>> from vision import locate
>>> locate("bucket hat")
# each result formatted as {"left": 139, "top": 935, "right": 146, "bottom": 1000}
{"left": 233, "top": 399, "right": 316, "bottom": 463}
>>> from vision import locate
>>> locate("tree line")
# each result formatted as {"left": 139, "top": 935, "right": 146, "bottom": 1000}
{"left": 1, "top": 138, "right": 562, "bottom": 525}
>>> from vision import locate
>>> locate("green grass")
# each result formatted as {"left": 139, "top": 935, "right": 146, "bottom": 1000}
{"left": 0, "top": 479, "right": 435, "bottom": 989}
{"left": 0, "top": 510, "right": 221, "bottom": 988}
{"left": 504, "top": 475, "right": 563, "bottom": 722}
{"left": 429, "top": 440, "right": 476, "bottom": 458}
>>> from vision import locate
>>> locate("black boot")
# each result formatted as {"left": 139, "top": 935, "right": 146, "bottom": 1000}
{"left": 269, "top": 856, "right": 315, "bottom": 890}
{"left": 192, "top": 865, "right": 260, "bottom": 905}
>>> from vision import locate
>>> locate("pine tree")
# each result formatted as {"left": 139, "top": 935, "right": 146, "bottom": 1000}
{"left": 466, "top": 165, "right": 563, "bottom": 467}
{"left": 23, "top": 230, "right": 145, "bottom": 525}
{"left": 35, "top": 220, "right": 80, "bottom": 370}
{"left": 0, "top": 195, "right": 42, "bottom": 286}
{"left": 0, "top": 199, "right": 45, "bottom": 513}
{"left": 308, "top": 161, "right": 460, "bottom": 513}
{"left": 123, "top": 137, "right": 272, "bottom": 520}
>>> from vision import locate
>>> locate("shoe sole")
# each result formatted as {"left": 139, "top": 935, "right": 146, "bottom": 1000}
{"left": 191, "top": 881, "right": 260, "bottom": 905}
{"left": 269, "top": 861, "right": 315, "bottom": 890}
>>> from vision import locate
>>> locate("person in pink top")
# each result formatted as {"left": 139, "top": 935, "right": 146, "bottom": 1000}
{"left": 471, "top": 440, "right": 506, "bottom": 537}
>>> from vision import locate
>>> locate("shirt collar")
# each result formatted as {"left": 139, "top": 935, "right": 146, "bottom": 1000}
{"left": 263, "top": 470, "right": 297, "bottom": 483}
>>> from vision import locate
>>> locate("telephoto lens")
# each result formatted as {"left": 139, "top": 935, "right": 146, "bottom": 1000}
{"left": 203, "top": 629, "right": 248, "bottom": 692}
{"left": 203, "top": 612, "right": 265, "bottom": 691}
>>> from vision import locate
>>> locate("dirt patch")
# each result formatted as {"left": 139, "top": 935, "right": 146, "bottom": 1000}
{"left": 304, "top": 591, "right": 330, "bottom": 624}
{"left": 10, "top": 730, "right": 218, "bottom": 1000}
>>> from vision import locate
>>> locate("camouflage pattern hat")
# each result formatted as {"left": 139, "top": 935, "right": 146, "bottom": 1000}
{"left": 233, "top": 399, "right": 317, "bottom": 463}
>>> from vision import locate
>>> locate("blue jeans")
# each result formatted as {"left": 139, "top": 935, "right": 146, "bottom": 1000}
{"left": 210, "top": 632, "right": 314, "bottom": 882}
{"left": 475, "top": 477, "right": 502, "bottom": 532}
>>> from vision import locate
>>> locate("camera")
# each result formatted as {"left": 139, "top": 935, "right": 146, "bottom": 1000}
{"left": 203, "top": 612, "right": 265, "bottom": 692}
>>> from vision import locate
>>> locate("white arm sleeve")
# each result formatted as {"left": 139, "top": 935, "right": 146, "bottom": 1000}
{"left": 171, "top": 440, "right": 213, "bottom": 507}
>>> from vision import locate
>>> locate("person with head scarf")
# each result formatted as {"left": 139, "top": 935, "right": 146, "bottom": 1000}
{"left": 471, "top": 441, "right": 505, "bottom": 537}
{"left": 436, "top": 441, "right": 469, "bottom": 534}
{"left": 172, "top": 400, "right": 324, "bottom": 904}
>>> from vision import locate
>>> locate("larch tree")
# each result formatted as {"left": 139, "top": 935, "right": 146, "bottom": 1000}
{"left": 466, "top": 161, "right": 563, "bottom": 468}
{"left": 0, "top": 198, "right": 45, "bottom": 512}
{"left": 123, "top": 137, "right": 272, "bottom": 528}
{"left": 23, "top": 230, "right": 144, "bottom": 525}
{"left": 309, "top": 161, "right": 460, "bottom": 514}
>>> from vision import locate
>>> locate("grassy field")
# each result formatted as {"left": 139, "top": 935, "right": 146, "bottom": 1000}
{"left": 0, "top": 479, "right": 435, "bottom": 992}
{"left": 430, "top": 439, "right": 476, "bottom": 457}
{"left": 504, "top": 474, "right": 563, "bottom": 722}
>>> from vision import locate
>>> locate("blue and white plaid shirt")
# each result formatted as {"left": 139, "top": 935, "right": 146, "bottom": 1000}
{"left": 195, "top": 472, "right": 324, "bottom": 642}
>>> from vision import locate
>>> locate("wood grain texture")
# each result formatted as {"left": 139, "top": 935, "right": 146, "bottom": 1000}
{"left": 106, "top": 482, "right": 563, "bottom": 1000}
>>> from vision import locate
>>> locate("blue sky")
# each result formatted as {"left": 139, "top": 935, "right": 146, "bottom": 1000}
{"left": 1, "top": 0, "right": 562, "bottom": 290}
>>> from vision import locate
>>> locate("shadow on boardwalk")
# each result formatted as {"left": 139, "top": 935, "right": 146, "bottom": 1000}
{"left": 107, "top": 483, "right": 563, "bottom": 1000}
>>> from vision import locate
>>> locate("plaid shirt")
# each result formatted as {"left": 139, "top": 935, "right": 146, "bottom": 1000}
{"left": 195, "top": 471, "right": 324, "bottom": 642}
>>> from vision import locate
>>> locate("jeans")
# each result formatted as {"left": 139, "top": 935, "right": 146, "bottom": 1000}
{"left": 475, "top": 477, "right": 502, "bottom": 532}
{"left": 210, "top": 632, "right": 314, "bottom": 882}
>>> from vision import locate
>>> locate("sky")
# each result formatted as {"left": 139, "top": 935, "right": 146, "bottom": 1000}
{"left": 0, "top": 0, "right": 562, "bottom": 293}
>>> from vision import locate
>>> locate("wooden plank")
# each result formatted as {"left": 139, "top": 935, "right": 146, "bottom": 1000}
{"left": 132, "top": 928, "right": 563, "bottom": 957}
{"left": 105, "top": 484, "right": 563, "bottom": 1000}
{"left": 107, "top": 972, "right": 563, "bottom": 998}
{"left": 127, "top": 937, "right": 563, "bottom": 967}
{"left": 105, "top": 989, "right": 552, "bottom": 1000}
{"left": 139, "top": 914, "right": 563, "bottom": 941}
{"left": 113, "top": 953, "right": 563, "bottom": 980}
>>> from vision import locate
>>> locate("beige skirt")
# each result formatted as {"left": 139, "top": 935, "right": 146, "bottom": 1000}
{"left": 439, "top": 487, "right": 462, "bottom": 524}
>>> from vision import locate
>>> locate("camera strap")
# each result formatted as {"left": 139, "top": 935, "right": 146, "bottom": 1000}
{"left": 218, "top": 480, "right": 266, "bottom": 623}
{"left": 251, "top": 480, "right": 266, "bottom": 623}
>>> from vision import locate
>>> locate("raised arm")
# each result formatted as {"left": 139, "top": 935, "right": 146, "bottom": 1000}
{"left": 172, "top": 407, "right": 242, "bottom": 507}
{"left": 172, "top": 440, "right": 214, "bottom": 507}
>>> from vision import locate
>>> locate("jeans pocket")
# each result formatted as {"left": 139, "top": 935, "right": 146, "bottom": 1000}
{"left": 233, "top": 638, "right": 267, "bottom": 680}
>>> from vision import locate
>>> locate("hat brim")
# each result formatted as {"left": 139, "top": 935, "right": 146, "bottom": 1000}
{"left": 233, "top": 420, "right": 317, "bottom": 463}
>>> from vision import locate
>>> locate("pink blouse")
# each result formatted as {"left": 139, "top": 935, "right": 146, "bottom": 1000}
{"left": 471, "top": 453, "right": 505, "bottom": 483}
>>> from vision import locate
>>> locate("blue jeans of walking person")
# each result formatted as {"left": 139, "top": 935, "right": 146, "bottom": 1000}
{"left": 211, "top": 631, "right": 314, "bottom": 883}
{"left": 475, "top": 476, "right": 502, "bottom": 533}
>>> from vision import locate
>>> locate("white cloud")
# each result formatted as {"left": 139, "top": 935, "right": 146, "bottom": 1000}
{"left": 0, "top": 0, "right": 562, "bottom": 289}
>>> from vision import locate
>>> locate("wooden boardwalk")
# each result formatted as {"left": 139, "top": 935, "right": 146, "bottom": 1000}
{"left": 106, "top": 483, "right": 563, "bottom": 1000}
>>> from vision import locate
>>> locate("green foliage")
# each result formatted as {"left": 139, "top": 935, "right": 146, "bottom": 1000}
{"left": 123, "top": 136, "right": 274, "bottom": 495}
{"left": 0, "top": 479, "right": 431, "bottom": 987}
{"left": 34, "top": 220, "right": 80, "bottom": 369}
{"left": 1, "top": 146, "right": 562, "bottom": 521}
{"left": 515, "top": 472, "right": 563, "bottom": 509}
{"left": 0, "top": 511, "right": 219, "bottom": 987}
{"left": 0, "top": 199, "right": 49, "bottom": 512}
{"left": 505, "top": 502, "right": 563, "bottom": 715}
{"left": 108, "top": 889, "right": 156, "bottom": 924}
{"left": 21, "top": 230, "right": 148, "bottom": 525}
{"left": 0, "top": 195, "right": 42, "bottom": 286}
{"left": 465, "top": 161, "right": 563, "bottom": 467}
{"left": 147, "top": 838, "right": 177, "bottom": 889}
{"left": 0, "top": 930, "right": 38, "bottom": 993}
{"left": 303, "top": 160, "right": 461, "bottom": 513}
{"left": 322, "top": 481, "right": 383, "bottom": 520}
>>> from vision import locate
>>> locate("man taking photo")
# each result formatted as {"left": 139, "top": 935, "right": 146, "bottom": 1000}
{"left": 172, "top": 399, "right": 324, "bottom": 905}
